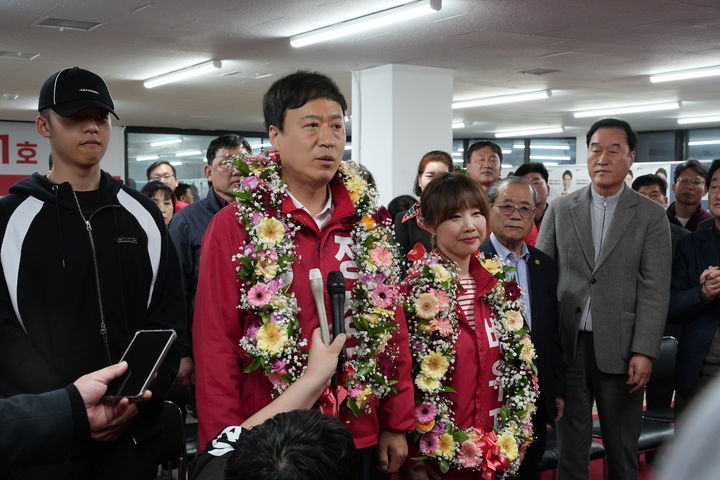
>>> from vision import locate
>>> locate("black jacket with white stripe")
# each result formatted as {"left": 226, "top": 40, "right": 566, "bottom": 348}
{"left": 0, "top": 171, "right": 184, "bottom": 442}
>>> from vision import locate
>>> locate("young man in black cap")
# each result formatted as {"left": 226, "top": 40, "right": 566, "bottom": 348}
{"left": 0, "top": 67, "right": 185, "bottom": 479}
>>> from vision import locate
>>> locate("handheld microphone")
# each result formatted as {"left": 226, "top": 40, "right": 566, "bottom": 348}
{"left": 309, "top": 269, "right": 331, "bottom": 346}
{"left": 326, "top": 270, "right": 347, "bottom": 375}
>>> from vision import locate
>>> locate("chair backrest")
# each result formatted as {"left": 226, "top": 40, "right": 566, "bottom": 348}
{"left": 649, "top": 336, "right": 678, "bottom": 386}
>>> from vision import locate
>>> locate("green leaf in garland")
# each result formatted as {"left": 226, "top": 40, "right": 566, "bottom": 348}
{"left": 233, "top": 159, "right": 251, "bottom": 176}
{"left": 243, "top": 356, "right": 263, "bottom": 373}
{"left": 411, "top": 455, "right": 429, "bottom": 461}
{"left": 439, "top": 458, "right": 451, "bottom": 474}
{"left": 441, "top": 385, "right": 457, "bottom": 393}
{"left": 346, "top": 397, "right": 360, "bottom": 417}
{"left": 452, "top": 431, "right": 469, "bottom": 442}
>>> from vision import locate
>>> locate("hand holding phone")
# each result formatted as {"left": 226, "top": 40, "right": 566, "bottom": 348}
{"left": 104, "top": 329, "right": 176, "bottom": 401}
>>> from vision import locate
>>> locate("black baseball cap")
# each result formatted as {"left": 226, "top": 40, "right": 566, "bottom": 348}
{"left": 38, "top": 67, "right": 118, "bottom": 119}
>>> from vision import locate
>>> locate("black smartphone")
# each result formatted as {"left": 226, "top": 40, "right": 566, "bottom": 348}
{"left": 104, "top": 329, "right": 177, "bottom": 400}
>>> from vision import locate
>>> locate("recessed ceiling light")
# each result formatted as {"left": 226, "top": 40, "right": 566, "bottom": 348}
{"left": 650, "top": 65, "right": 720, "bottom": 83}
{"left": 33, "top": 17, "right": 103, "bottom": 31}
{"left": 0, "top": 51, "right": 40, "bottom": 61}
{"left": 573, "top": 101, "right": 679, "bottom": 118}
{"left": 453, "top": 90, "right": 551, "bottom": 109}
{"left": 150, "top": 138, "right": 182, "bottom": 147}
{"left": 677, "top": 115, "right": 720, "bottom": 125}
{"left": 495, "top": 126, "right": 564, "bottom": 138}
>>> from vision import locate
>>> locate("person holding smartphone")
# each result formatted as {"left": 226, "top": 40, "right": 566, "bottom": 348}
{"left": 0, "top": 67, "right": 185, "bottom": 480}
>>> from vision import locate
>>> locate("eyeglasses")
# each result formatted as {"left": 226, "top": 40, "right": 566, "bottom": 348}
{"left": 495, "top": 204, "right": 535, "bottom": 218}
{"left": 676, "top": 178, "right": 704, "bottom": 187}
{"left": 150, "top": 173, "right": 176, "bottom": 181}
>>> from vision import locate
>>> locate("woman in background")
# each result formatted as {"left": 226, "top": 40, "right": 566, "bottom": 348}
{"left": 141, "top": 180, "right": 176, "bottom": 226}
{"left": 395, "top": 151, "right": 453, "bottom": 276}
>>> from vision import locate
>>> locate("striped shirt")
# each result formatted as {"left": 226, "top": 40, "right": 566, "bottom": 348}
{"left": 458, "top": 277, "right": 476, "bottom": 327}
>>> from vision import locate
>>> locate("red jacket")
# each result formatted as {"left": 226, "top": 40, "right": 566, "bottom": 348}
{"left": 193, "top": 176, "right": 414, "bottom": 449}
{"left": 404, "top": 255, "right": 501, "bottom": 480}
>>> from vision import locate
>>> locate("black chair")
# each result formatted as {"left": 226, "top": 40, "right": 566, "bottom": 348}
{"left": 160, "top": 400, "right": 189, "bottom": 480}
{"left": 643, "top": 336, "right": 678, "bottom": 423}
{"left": 540, "top": 427, "right": 606, "bottom": 479}
{"left": 592, "top": 417, "right": 673, "bottom": 458}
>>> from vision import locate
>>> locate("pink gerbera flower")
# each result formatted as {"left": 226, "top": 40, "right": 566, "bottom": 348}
{"left": 419, "top": 433, "right": 440, "bottom": 455}
{"left": 429, "top": 288, "right": 450, "bottom": 308}
{"left": 369, "top": 246, "right": 393, "bottom": 267}
{"left": 458, "top": 441, "right": 482, "bottom": 468}
{"left": 415, "top": 402, "right": 438, "bottom": 424}
{"left": 430, "top": 317, "right": 452, "bottom": 337}
{"left": 247, "top": 283, "right": 272, "bottom": 307}
{"left": 370, "top": 283, "right": 396, "bottom": 309}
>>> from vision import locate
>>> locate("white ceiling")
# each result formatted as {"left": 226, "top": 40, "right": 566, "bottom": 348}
{"left": 2, "top": 0, "right": 720, "bottom": 138}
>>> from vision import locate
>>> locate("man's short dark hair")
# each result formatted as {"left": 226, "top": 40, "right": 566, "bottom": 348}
{"left": 563, "top": 169, "right": 572, "bottom": 179}
{"left": 206, "top": 134, "right": 252, "bottom": 166}
{"left": 706, "top": 159, "right": 720, "bottom": 185}
{"left": 225, "top": 410, "right": 359, "bottom": 480}
{"left": 586, "top": 118, "right": 638, "bottom": 152}
{"left": 674, "top": 158, "right": 709, "bottom": 183}
{"left": 465, "top": 140, "right": 503, "bottom": 166}
{"left": 146, "top": 160, "right": 176, "bottom": 180}
{"left": 263, "top": 71, "right": 347, "bottom": 132}
{"left": 632, "top": 174, "right": 668, "bottom": 196}
{"left": 514, "top": 162, "right": 549, "bottom": 183}
{"left": 175, "top": 182, "right": 192, "bottom": 199}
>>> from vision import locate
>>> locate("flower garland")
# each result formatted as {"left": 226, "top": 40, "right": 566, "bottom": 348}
{"left": 232, "top": 151, "right": 401, "bottom": 416}
{"left": 404, "top": 247, "right": 540, "bottom": 477}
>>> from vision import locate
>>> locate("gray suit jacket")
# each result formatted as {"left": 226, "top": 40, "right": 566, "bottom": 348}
{"left": 537, "top": 185, "right": 671, "bottom": 374}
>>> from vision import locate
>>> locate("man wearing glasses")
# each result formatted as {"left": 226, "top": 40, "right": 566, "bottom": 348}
{"left": 667, "top": 159, "right": 712, "bottom": 232}
{"left": 146, "top": 160, "right": 188, "bottom": 211}
{"left": 481, "top": 176, "right": 565, "bottom": 480}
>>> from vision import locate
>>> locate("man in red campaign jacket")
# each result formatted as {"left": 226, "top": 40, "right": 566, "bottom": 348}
{"left": 193, "top": 71, "right": 414, "bottom": 479}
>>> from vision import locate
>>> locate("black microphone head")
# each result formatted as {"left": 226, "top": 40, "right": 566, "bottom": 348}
{"left": 326, "top": 271, "right": 346, "bottom": 295}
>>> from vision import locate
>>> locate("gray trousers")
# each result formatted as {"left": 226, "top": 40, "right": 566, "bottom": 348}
{"left": 557, "top": 333, "right": 643, "bottom": 480}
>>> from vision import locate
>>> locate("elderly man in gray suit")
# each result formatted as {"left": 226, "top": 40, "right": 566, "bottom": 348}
{"left": 537, "top": 118, "right": 671, "bottom": 480}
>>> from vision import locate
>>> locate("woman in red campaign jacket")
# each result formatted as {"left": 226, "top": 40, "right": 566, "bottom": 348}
{"left": 402, "top": 173, "right": 539, "bottom": 479}
{"left": 193, "top": 173, "right": 414, "bottom": 455}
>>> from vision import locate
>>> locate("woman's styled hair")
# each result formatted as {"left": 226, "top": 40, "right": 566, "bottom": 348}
{"left": 413, "top": 150, "right": 454, "bottom": 196}
{"left": 420, "top": 172, "right": 490, "bottom": 229}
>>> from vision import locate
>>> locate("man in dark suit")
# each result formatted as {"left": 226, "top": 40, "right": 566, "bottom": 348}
{"left": 670, "top": 159, "right": 720, "bottom": 417}
{"left": 481, "top": 176, "right": 565, "bottom": 480}
{"left": 537, "top": 118, "right": 671, "bottom": 480}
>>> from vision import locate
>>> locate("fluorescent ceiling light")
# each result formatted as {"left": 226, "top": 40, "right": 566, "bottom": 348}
{"left": 150, "top": 138, "right": 182, "bottom": 147}
{"left": 495, "top": 126, "right": 564, "bottom": 138}
{"left": 573, "top": 101, "right": 679, "bottom": 118}
{"left": 175, "top": 150, "right": 202, "bottom": 157}
{"left": 290, "top": 0, "right": 441, "bottom": 48}
{"left": 249, "top": 142, "right": 273, "bottom": 150}
{"left": 688, "top": 140, "right": 720, "bottom": 146}
{"left": 678, "top": 115, "right": 720, "bottom": 125}
{"left": 136, "top": 155, "right": 159, "bottom": 161}
{"left": 170, "top": 161, "right": 183, "bottom": 166}
{"left": 451, "top": 152, "right": 462, "bottom": 157}
{"left": 529, "top": 155, "right": 571, "bottom": 161}
{"left": 452, "top": 122, "right": 465, "bottom": 129}
{"left": 542, "top": 162, "right": 559, "bottom": 166}
{"left": 501, "top": 149, "right": 512, "bottom": 155}
{"left": 530, "top": 144, "right": 570, "bottom": 150}
{"left": 452, "top": 90, "right": 551, "bottom": 110}
{"left": 144, "top": 60, "right": 222, "bottom": 89}
{"left": 344, "top": 145, "right": 352, "bottom": 150}
{"left": 650, "top": 65, "right": 720, "bottom": 83}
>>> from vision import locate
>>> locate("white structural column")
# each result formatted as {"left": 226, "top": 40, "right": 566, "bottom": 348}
{"left": 351, "top": 64, "right": 454, "bottom": 206}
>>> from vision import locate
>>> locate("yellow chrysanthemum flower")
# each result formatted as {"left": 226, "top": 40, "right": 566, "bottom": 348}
{"left": 414, "top": 293, "right": 440, "bottom": 320}
{"left": 429, "top": 264, "right": 451, "bottom": 283}
{"left": 360, "top": 216, "right": 377, "bottom": 230}
{"left": 256, "top": 323, "right": 288, "bottom": 355}
{"left": 481, "top": 258, "right": 502, "bottom": 275}
{"left": 504, "top": 310, "right": 524, "bottom": 332}
{"left": 356, "top": 386, "right": 373, "bottom": 408}
{"left": 345, "top": 175, "right": 365, "bottom": 195}
{"left": 437, "top": 433, "right": 456, "bottom": 459}
{"left": 415, "top": 373, "right": 441, "bottom": 393}
{"left": 349, "top": 190, "right": 361, "bottom": 203}
{"left": 521, "top": 337, "right": 536, "bottom": 362}
{"left": 256, "top": 217, "right": 285, "bottom": 246}
{"left": 256, "top": 258, "right": 279, "bottom": 281}
{"left": 496, "top": 432, "right": 518, "bottom": 461}
{"left": 420, "top": 351, "right": 449, "bottom": 380}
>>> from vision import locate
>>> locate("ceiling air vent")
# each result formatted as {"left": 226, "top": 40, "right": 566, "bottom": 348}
{"left": 520, "top": 68, "right": 561, "bottom": 76}
{"left": 33, "top": 17, "right": 103, "bottom": 31}
{"left": 0, "top": 51, "right": 39, "bottom": 60}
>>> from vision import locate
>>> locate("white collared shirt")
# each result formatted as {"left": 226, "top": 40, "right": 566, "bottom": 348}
{"left": 286, "top": 188, "right": 334, "bottom": 230}
{"left": 490, "top": 233, "right": 532, "bottom": 328}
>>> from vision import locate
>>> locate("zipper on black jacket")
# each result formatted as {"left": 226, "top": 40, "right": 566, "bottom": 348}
{"left": 70, "top": 189, "right": 113, "bottom": 365}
